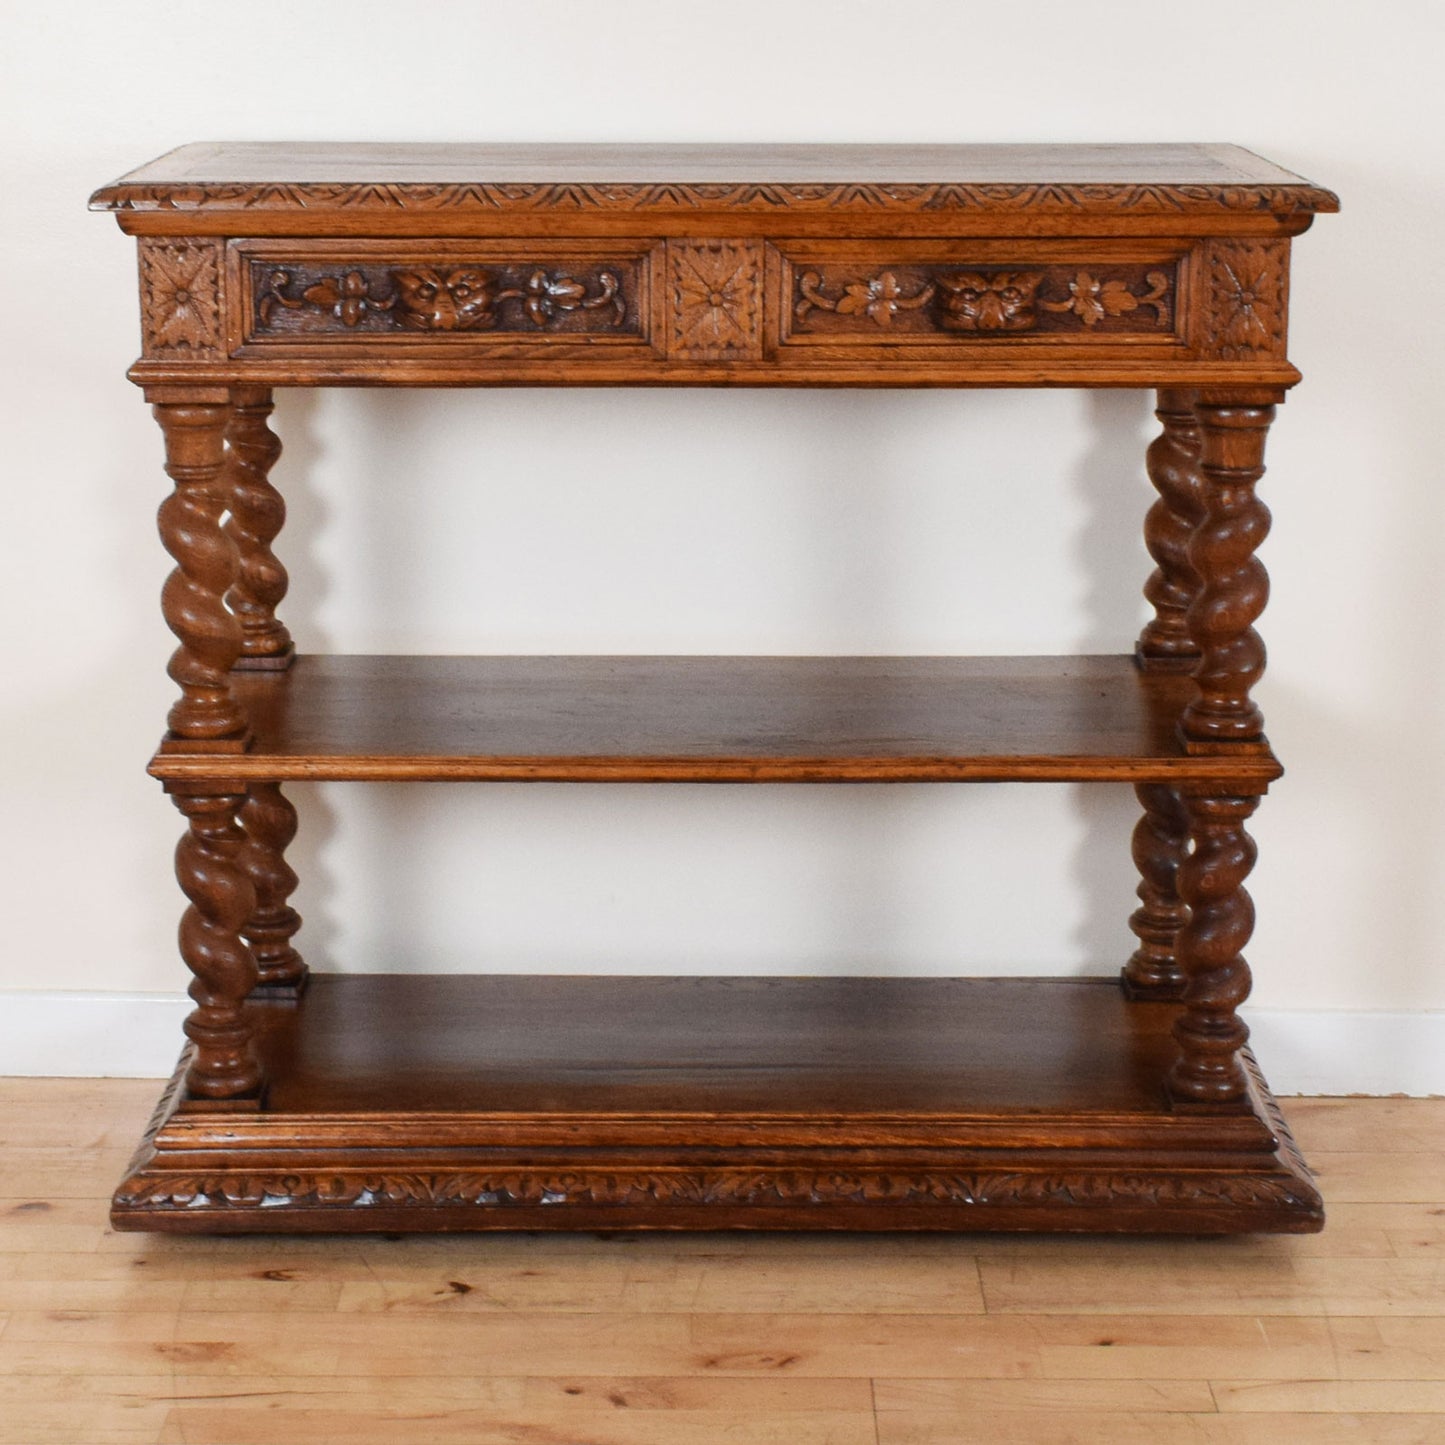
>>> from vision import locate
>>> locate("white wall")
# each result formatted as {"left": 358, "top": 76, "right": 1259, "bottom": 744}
{"left": 1, "top": 0, "right": 1441, "bottom": 1087}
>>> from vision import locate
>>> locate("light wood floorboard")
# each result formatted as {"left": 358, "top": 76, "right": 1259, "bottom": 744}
{"left": 0, "top": 1082, "right": 1439, "bottom": 1444}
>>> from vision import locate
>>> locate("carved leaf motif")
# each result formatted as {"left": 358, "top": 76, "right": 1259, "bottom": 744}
{"left": 1039, "top": 270, "right": 1169, "bottom": 328}
{"left": 140, "top": 241, "right": 222, "bottom": 354}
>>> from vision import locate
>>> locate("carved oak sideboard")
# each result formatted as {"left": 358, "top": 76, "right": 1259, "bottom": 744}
{"left": 91, "top": 143, "right": 1337, "bottom": 1234}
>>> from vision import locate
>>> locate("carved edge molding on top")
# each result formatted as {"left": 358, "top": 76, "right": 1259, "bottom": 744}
{"left": 1204, "top": 240, "right": 1288, "bottom": 359}
{"left": 96, "top": 181, "right": 1340, "bottom": 215}
{"left": 667, "top": 241, "right": 763, "bottom": 360}
{"left": 139, "top": 239, "right": 224, "bottom": 357}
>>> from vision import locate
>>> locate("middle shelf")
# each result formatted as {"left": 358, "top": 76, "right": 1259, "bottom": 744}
{"left": 150, "top": 654, "right": 1281, "bottom": 786}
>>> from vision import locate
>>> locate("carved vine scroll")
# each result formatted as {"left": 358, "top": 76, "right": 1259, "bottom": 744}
{"left": 253, "top": 262, "right": 629, "bottom": 336}
{"left": 790, "top": 262, "right": 1176, "bottom": 337}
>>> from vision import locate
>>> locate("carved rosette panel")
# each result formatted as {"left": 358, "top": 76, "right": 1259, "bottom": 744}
{"left": 249, "top": 259, "right": 634, "bottom": 338}
{"left": 1203, "top": 241, "right": 1288, "bottom": 359}
{"left": 667, "top": 241, "right": 764, "bottom": 360}
{"left": 139, "top": 240, "right": 223, "bottom": 357}
{"left": 788, "top": 261, "right": 1175, "bottom": 340}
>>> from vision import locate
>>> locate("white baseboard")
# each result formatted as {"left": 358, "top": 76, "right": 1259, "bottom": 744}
{"left": 0, "top": 991, "right": 1441, "bottom": 1096}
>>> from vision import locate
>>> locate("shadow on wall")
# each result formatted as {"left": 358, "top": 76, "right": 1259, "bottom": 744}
{"left": 266, "top": 385, "right": 1158, "bottom": 978}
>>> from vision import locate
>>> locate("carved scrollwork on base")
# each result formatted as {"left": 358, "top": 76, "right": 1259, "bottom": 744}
{"left": 114, "top": 1164, "right": 1318, "bottom": 1215}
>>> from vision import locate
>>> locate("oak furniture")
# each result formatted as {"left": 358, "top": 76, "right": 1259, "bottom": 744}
{"left": 91, "top": 143, "right": 1337, "bottom": 1233}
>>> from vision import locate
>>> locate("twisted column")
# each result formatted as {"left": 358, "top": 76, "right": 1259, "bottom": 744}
{"left": 1180, "top": 402, "right": 1274, "bottom": 748}
{"left": 1121, "top": 782, "right": 1190, "bottom": 998}
{"left": 224, "top": 388, "right": 295, "bottom": 670}
{"left": 172, "top": 788, "right": 262, "bottom": 1099}
{"left": 239, "top": 782, "right": 307, "bottom": 993}
{"left": 1136, "top": 389, "right": 1203, "bottom": 672}
{"left": 154, "top": 400, "right": 248, "bottom": 744}
{"left": 1167, "top": 792, "right": 1259, "bottom": 1106}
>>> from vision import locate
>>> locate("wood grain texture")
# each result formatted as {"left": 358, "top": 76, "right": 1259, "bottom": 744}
{"left": 0, "top": 1085, "right": 1438, "bottom": 1445}
{"left": 147, "top": 654, "right": 1284, "bottom": 785}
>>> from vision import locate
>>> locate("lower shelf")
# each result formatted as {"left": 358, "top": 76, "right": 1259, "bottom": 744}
{"left": 113, "top": 975, "right": 1322, "bottom": 1235}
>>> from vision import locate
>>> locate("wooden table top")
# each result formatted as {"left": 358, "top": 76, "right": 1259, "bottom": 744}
{"left": 91, "top": 141, "right": 1338, "bottom": 215}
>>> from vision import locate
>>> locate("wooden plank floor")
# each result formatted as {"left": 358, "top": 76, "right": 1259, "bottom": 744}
{"left": 1, "top": 1081, "right": 1441, "bottom": 1445}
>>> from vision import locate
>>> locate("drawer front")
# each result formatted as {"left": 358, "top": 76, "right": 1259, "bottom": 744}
{"left": 767, "top": 241, "right": 1193, "bottom": 356}
{"left": 230, "top": 239, "right": 661, "bottom": 355}
{"left": 133, "top": 235, "right": 1288, "bottom": 382}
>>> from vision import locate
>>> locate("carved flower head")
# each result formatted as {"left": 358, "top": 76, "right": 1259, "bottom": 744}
{"left": 143, "top": 244, "right": 220, "bottom": 351}
{"left": 936, "top": 271, "right": 1042, "bottom": 332}
{"left": 674, "top": 246, "right": 755, "bottom": 352}
{"left": 1215, "top": 252, "right": 1279, "bottom": 353}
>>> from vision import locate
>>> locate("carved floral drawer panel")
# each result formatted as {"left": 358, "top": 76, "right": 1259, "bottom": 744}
{"left": 767, "top": 240, "right": 1191, "bottom": 356}
{"left": 231, "top": 240, "right": 656, "bottom": 353}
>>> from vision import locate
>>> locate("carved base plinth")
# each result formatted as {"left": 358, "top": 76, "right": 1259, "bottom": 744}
{"left": 111, "top": 975, "right": 1322, "bottom": 1235}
